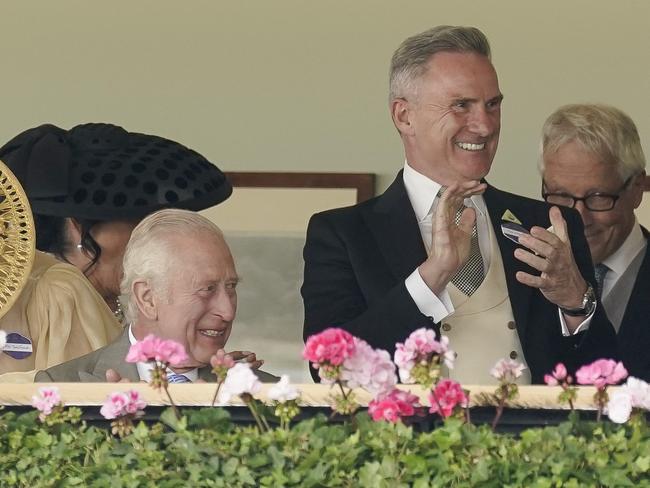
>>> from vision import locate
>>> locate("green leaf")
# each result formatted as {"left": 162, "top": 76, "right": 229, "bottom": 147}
{"left": 159, "top": 409, "right": 187, "bottom": 432}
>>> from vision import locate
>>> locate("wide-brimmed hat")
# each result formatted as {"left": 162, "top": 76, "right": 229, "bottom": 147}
{"left": 0, "top": 159, "right": 35, "bottom": 320}
{"left": 0, "top": 123, "right": 232, "bottom": 221}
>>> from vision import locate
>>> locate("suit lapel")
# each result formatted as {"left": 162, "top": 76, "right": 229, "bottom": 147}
{"left": 361, "top": 171, "right": 428, "bottom": 281}
{"left": 618, "top": 227, "right": 650, "bottom": 340}
{"left": 484, "top": 185, "right": 535, "bottom": 342}
{"left": 90, "top": 330, "right": 139, "bottom": 382}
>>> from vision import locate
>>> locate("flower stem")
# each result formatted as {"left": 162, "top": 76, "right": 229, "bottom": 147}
{"left": 211, "top": 381, "right": 223, "bottom": 407}
{"left": 243, "top": 395, "right": 266, "bottom": 432}
{"left": 163, "top": 384, "right": 181, "bottom": 420}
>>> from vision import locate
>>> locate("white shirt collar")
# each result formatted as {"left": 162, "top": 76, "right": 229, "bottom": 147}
{"left": 601, "top": 221, "right": 646, "bottom": 278}
{"left": 128, "top": 325, "right": 199, "bottom": 383}
{"left": 402, "top": 161, "right": 487, "bottom": 222}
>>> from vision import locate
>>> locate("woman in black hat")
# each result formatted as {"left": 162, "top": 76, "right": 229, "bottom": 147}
{"left": 0, "top": 123, "right": 232, "bottom": 322}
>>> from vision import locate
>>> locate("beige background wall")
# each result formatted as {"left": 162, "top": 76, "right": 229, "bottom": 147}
{"left": 1, "top": 1, "right": 648, "bottom": 198}
{"left": 1, "top": 1, "right": 648, "bottom": 381}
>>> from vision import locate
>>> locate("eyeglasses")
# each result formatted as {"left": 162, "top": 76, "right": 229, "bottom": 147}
{"left": 541, "top": 176, "right": 634, "bottom": 212}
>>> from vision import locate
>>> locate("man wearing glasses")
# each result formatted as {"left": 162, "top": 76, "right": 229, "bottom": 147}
{"left": 540, "top": 104, "right": 649, "bottom": 381}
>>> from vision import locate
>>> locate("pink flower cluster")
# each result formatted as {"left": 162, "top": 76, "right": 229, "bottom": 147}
{"left": 428, "top": 379, "right": 468, "bottom": 418}
{"left": 303, "top": 327, "right": 355, "bottom": 367}
{"left": 576, "top": 359, "right": 627, "bottom": 389}
{"left": 394, "top": 328, "right": 455, "bottom": 383}
{"left": 31, "top": 387, "right": 61, "bottom": 421}
{"left": 100, "top": 390, "right": 147, "bottom": 420}
{"left": 490, "top": 358, "right": 526, "bottom": 383}
{"left": 126, "top": 334, "right": 188, "bottom": 366}
{"left": 544, "top": 363, "right": 569, "bottom": 386}
{"left": 210, "top": 349, "right": 236, "bottom": 370}
{"left": 368, "top": 388, "right": 422, "bottom": 423}
{"left": 340, "top": 337, "right": 397, "bottom": 396}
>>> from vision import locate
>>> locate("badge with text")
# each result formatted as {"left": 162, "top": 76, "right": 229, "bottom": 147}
{"left": 2, "top": 332, "right": 33, "bottom": 359}
{"left": 500, "top": 221, "right": 530, "bottom": 244}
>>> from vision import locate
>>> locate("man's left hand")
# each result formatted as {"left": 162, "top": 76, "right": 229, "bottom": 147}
{"left": 514, "top": 206, "right": 588, "bottom": 309}
{"left": 228, "top": 350, "right": 264, "bottom": 370}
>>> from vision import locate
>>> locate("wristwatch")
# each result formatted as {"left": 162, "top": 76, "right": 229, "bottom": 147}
{"left": 560, "top": 283, "right": 597, "bottom": 317}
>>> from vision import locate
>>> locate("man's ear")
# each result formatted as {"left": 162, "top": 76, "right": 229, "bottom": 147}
{"left": 132, "top": 279, "right": 158, "bottom": 321}
{"left": 390, "top": 98, "right": 415, "bottom": 136}
{"left": 631, "top": 170, "right": 646, "bottom": 209}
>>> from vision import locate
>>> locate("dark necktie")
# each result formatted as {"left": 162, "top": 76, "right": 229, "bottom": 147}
{"left": 594, "top": 263, "right": 609, "bottom": 299}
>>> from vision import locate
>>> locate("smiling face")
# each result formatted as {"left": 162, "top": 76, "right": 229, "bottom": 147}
{"left": 543, "top": 140, "right": 644, "bottom": 264}
{"left": 395, "top": 51, "right": 502, "bottom": 184}
{"left": 152, "top": 230, "right": 238, "bottom": 369}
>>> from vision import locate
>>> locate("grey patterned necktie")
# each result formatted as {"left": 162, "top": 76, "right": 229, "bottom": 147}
{"left": 439, "top": 188, "right": 485, "bottom": 296}
{"left": 594, "top": 263, "right": 609, "bottom": 299}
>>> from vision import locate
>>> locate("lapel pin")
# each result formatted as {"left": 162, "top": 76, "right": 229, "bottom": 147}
{"left": 501, "top": 209, "right": 522, "bottom": 225}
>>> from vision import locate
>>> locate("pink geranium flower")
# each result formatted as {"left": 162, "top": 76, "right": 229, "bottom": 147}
{"left": 126, "top": 334, "right": 188, "bottom": 366}
{"left": 576, "top": 359, "right": 628, "bottom": 389}
{"left": 544, "top": 363, "right": 568, "bottom": 386}
{"left": 428, "top": 379, "right": 468, "bottom": 418}
{"left": 341, "top": 338, "right": 397, "bottom": 396}
{"left": 100, "top": 390, "right": 147, "bottom": 420}
{"left": 368, "top": 388, "right": 422, "bottom": 423}
{"left": 490, "top": 358, "right": 526, "bottom": 383}
{"left": 394, "top": 329, "right": 455, "bottom": 383}
{"left": 303, "top": 328, "right": 356, "bottom": 367}
{"left": 31, "top": 387, "right": 62, "bottom": 421}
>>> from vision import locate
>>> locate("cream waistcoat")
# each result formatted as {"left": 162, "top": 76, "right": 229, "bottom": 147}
{"left": 442, "top": 219, "right": 531, "bottom": 385}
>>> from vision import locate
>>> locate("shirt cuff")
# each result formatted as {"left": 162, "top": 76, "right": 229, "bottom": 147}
{"left": 405, "top": 269, "right": 455, "bottom": 323}
{"left": 558, "top": 308, "right": 594, "bottom": 336}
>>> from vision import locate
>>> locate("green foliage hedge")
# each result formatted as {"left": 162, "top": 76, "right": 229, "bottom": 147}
{"left": 1, "top": 408, "right": 648, "bottom": 487}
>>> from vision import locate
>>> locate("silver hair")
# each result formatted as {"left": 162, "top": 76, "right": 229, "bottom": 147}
{"left": 389, "top": 25, "right": 491, "bottom": 103}
{"left": 120, "top": 208, "right": 224, "bottom": 323}
{"left": 540, "top": 104, "right": 646, "bottom": 181}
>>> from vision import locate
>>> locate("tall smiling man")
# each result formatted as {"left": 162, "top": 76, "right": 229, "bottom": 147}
{"left": 302, "top": 25, "right": 616, "bottom": 384}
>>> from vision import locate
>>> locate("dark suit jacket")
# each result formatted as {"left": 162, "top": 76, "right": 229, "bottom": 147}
{"left": 302, "top": 173, "right": 617, "bottom": 383}
{"left": 614, "top": 227, "right": 650, "bottom": 381}
{"left": 35, "top": 330, "right": 278, "bottom": 383}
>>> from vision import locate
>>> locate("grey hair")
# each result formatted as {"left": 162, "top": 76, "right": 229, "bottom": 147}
{"left": 120, "top": 208, "right": 224, "bottom": 323}
{"left": 540, "top": 104, "right": 646, "bottom": 181}
{"left": 389, "top": 25, "right": 491, "bottom": 103}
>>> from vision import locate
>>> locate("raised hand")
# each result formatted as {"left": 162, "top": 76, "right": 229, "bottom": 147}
{"left": 514, "top": 206, "right": 588, "bottom": 312}
{"left": 418, "top": 180, "right": 487, "bottom": 294}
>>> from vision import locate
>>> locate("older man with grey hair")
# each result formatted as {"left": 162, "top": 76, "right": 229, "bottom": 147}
{"left": 540, "top": 103, "right": 649, "bottom": 380}
{"left": 302, "top": 25, "right": 617, "bottom": 384}
{"left": 36, "top": 208, "right": 276, "bottom": 383}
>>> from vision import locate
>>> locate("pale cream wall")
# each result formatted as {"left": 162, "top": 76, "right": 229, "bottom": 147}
{"left": 0, "top": 0, "right": 647, "bottom": 200}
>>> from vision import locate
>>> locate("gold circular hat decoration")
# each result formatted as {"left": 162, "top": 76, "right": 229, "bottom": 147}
{"left": 0, "top": 159, "right": 35, "bottom": 320}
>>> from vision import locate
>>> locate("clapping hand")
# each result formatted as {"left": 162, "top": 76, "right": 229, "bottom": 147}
{"left": 418, "top": 180, "right": 487, "bottom": 294}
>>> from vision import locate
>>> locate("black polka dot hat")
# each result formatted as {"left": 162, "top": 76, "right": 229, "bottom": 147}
{"left": 0, "top": 123, "right": 232, "bottom": 221}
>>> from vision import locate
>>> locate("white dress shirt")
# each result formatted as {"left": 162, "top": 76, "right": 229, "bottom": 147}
{"left": 600, "top": 221, "right": 646, "bottom": 299}
{"left": 128, "top": 326, "right": 198, "bottom": 382}
{"left": 402, "top": 162, "right": 591, "bottom": 334}
{"left": 403, "top": 162, "right": 491, "bottom": 323}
